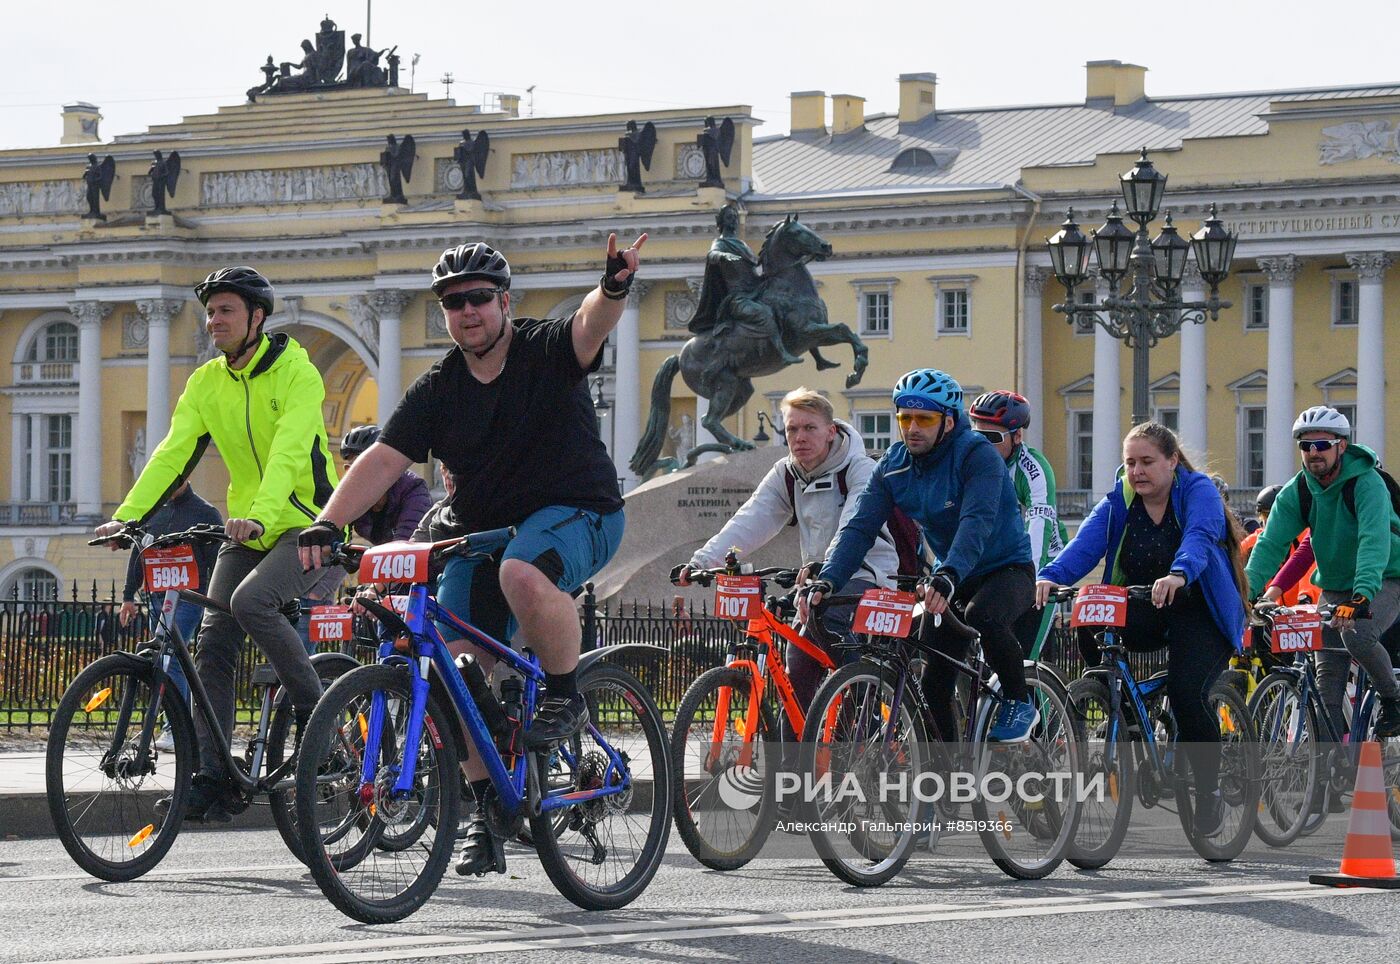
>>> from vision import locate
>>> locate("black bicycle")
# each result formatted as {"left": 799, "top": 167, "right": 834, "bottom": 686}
{"left": 46, "top": 523, "right": 359, "bottom": 881}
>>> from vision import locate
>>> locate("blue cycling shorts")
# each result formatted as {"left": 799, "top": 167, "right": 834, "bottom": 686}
{"left": 435, "top": 505, "right": 624, "bottom": 645}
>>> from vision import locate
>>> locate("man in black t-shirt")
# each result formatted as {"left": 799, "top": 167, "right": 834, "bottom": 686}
{"left": 299, "top": 234, "right": 643, "bottom": 876}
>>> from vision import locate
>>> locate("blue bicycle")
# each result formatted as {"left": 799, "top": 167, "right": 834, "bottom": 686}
{"left": 1056, "top": 585, "right": 1260, "bottom": 867}
{"left": 293, "top": 529, "right": 672, "bottom": 923}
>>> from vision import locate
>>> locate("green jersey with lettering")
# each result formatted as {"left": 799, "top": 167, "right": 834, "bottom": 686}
{"left": 1010, "top": 444, "right": 1068, "bottom": 573}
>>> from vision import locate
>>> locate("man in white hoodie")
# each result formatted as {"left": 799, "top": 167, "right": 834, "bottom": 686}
{"left": 679, "top": 387, "right": 900, "bottom": 740}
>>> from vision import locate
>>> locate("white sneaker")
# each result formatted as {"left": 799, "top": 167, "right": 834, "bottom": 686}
{"left": 154, "top": 729, "right": 175, "bottom": 752}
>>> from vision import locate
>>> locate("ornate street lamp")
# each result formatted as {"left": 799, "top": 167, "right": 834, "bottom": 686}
{"left": 1046, "top": 149, "right": 1236, "bottom": 425}
{"left": 754, "top": 410, "right": 772, "bottom": 443}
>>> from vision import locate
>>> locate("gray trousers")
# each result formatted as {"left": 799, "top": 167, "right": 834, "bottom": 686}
{"left": 1315, "top": 578, "right": 1400, "bottom": 740}
{"left": 193, "top": 530, "right": 323, "bottom": 776}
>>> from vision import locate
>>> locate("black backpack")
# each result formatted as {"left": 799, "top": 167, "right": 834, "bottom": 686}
{"left": 784, "top": 464, "right": 927, "bottom": 578}
{"left": 1293, "top": 465, "right": 1400, "bottom": 534}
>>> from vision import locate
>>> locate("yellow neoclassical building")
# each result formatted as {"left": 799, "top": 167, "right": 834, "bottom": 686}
{"left": 1, "top": 47, "right": 1398, "bottom": 595}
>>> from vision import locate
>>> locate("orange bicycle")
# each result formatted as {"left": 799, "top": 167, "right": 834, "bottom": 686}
{"left": 668, "top": 556, "right": 837, "bottom": 869}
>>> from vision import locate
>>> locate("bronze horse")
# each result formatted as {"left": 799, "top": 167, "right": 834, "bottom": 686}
{"left": 629, "top": 216, "right": 868, "bottom": 477}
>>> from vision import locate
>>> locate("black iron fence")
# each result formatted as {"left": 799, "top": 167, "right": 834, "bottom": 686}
{"left": 2, "top": 584, "right": 1173, "bottom": 730}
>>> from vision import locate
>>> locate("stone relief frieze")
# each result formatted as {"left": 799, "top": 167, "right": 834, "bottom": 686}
{"left": 675, "top": 144, "right": 705, "bottom": 181}
{"left": 511, "top": 149, "right": 626, "bottom": 188}
{"left": 0, "top": 179, "right": 85, "bottom": 216}
{"left": 122, "top": 311, "right": 148, "bottom": 350}
{"left": 1320, "top": 120, "right": 1400, "bottom": 165}
{"left": 199, "top": 164, "right": 389, "bottom": 206}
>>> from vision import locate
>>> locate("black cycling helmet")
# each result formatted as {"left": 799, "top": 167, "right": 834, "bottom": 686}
{"left": 430, "top": 242, "right": 511, "bottom": 295}
{"left": 968, "top": 390, "right": 1031, "bottom": 432}
{"left": 1256, "top": 484, "right": 1284, "bottom": 513}
{"left": 194, "top": 265, "right": 275, "bottom": 317}
{"left": 340, "top": 424, "right": 380, "bottom": 459}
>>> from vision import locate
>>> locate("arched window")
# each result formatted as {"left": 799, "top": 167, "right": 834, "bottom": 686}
{"left": 25, "top": 321, "right": 79, "bottom": 363}
{"left": 889, "top": 148, "right": 940, "bottom": 174}
{"left": 4, "top": 565, "right": 60, "bottom": 602}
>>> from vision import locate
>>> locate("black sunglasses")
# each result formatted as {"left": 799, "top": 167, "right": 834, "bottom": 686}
{"left": 975, "top": 428, "right": 1012, "bottom": 444}
{"left": 1298, "top": 438, "right": 1341, "bottom": 453}
{"left": 439, "top": 287, "right": 504, "bottom": 311}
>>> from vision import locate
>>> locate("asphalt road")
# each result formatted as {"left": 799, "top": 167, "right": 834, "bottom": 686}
{"left": 3, "top": 825, "right": 1397, "bottom": 964}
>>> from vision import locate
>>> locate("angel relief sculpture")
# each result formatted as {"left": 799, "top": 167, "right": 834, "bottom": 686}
{"left": 82, "top": 153, "right": 116, "bottom": 220}
{"left": 618, "top": 120, "right": 656, "bottom": 193}
{"left": 380, "top": 134, "right": 416, "bottom": 205}
{"left": 453, "top": 129, "right": 490, "bottom": 201}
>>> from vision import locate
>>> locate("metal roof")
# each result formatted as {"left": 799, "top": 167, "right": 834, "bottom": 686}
{"left": 750, "top": 83, "right": 1400, "bottom": 198}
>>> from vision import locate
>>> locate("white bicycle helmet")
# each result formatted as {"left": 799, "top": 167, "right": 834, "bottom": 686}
{"left": 1291, "top": 405, "right": 1351, "bottom": 439}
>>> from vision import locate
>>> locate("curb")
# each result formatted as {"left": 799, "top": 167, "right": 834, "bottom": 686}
{"left": 3, "top": 792, "right": 282, "bottom": 840}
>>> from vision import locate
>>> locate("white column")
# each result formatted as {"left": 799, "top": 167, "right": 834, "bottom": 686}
{"left": 1177, "top": 263, "right": 1208, "bottom": 457}
{"left": 1021, "top": 267, "right": 1048, "bottom": 450}
{"left": 1259, "top": 255, "right": 1300, "bottom": 484}
{"left": 27, "top": 415, "right": 42, "bottom": 502}
{"left": 1346, "top": 252, "right": 1392, "bottom": 461}
{"left": 69, "top": 300, "right": 111, "bottom": 518}
{"left": 137, "top": 299, "right": 182, "bottom": 451}
{"left": 1090, "top": 276, "right": 1121, "bottom": 494}
{"left": 368, "top": 290, "right": 412, "bottom": 428}
{"left": 613, "top": 281, "right": 647, "bottom": 492}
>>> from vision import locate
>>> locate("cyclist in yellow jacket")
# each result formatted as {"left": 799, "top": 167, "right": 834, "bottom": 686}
{"left": 94, "top": 266, "right": 339, "bottom": 820}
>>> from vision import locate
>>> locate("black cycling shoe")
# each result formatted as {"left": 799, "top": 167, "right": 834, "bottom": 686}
{"left": 454, "top": 809, "right": 506, "bottom": 877}
{"left": 1374, "top": 697, "right": 1400, "bottom": 738}
{"left": 1193, "top": 790, "right": 1226, "bottom": 838}
{"left": 155, "top": 773, "right": 233, "bottom": 824}
{"left": 524, "top": 692, "right": 589, "bottom": 749}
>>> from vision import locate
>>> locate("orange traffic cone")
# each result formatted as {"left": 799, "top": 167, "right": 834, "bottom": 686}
{"left": 1310, "top": 741, "right": 1400, "bottom": 889}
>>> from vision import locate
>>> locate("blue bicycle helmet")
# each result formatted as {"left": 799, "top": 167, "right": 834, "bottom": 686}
{"left": 893, "top": 368, "right": 963, "bottom": 415}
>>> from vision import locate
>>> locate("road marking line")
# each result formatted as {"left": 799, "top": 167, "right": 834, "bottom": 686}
{"left": 0, "top": 863, "right": 304, "bottom": 884}
{"left": 35, "top": 881, "right": 1375, "bottom": 964}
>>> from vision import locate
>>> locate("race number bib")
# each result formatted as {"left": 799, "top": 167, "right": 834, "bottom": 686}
{"left": 387, "top": 595, "right": 410, "bottom": 615}
{"left": 1070, "top": 585, "right": 1129, "bottom": 628}
{"left": 142, "top": 545, "right": 196, "bottom": 593}
{"left": 714, "top": 575, "right": 762, "bottom": 621}
{"left": 358, "top": 542, "right": 431, "bottom": 585}
{"left": 1270, "top": 611, "right": 1323, "bottom": 654}
{"left": 308, "top": 605, "right": 354, "bottom": 643}
{"left": 853, "top": 588, "right": 917, "bottom": 638}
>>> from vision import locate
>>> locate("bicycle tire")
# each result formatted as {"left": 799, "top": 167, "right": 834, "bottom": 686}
{"left": 46, "top": 654, "right": 195, "bottom": 881}
{"left": 1175, "top": 682, "right": 1259, "bottom": 862}
{"left": 295, "top": 664, "right": 461, "bottom": 924}
{"left": 266, "top": 657, "right": 359, "bottom": 866}
{"left": 529, "top": 661, "right": 672, "bottom": 910}
{"left": 670, "top": 665, "right": 780, "bottom": 870}
{"left": 1247, "top": 671, "right": 1318, "bottom": 848}
{"left": 969, "top": 665, "right": 1081, "bottom": 880}
{"left": 797, "top": 660, "right": 929, "bottom": 888}
{"left": 1066, "top": 676, "right": 1134, "bottom": 870}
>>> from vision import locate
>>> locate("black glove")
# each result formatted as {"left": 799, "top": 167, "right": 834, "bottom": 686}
{"left": 927, "top": 567, "right": 957, "bottom": 601}
{"left": 600, "top": 249, "right": 633, "bottom": 300}
{"left": 297, "top": 519, "right": 340, "bottom": 551}
{"left": 800, "top": 578, "right": 835, "bottom": 601}
{"left": 1334, "top": 595, "right": 1371, "bottom": 621}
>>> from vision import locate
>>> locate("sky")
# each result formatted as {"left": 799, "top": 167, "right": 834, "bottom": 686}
{"left": 4, "top": 0, "right": 1399, "bottom": 151}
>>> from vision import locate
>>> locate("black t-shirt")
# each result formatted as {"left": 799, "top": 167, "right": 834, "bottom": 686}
{"left": 1119, "top": 497, "right": 1182, "bottom": 586}
{"left": 380, "top": 315, "right": 623, "bottom": 536}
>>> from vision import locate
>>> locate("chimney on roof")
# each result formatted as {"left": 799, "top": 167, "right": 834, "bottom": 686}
{"left": 1085, "top": 61, "right": 1147, "bottom": 108}
{"left": 61, "top": 102, "right": 101, "bottom": 145}
{"left": 898, "top": 73, "right": 937, "bottom": 126}
{"left": 497, "top": 93, "right": 521, "bottom": 117}
{"left": 831, "top": 93, "right": 866, "bottom": 135}
{"left": 790, "top": 90, "right": 826, "bottom": 134}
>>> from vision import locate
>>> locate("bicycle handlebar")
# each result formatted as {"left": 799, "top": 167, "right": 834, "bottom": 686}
{"left": 88, "top": 522, "right": 233, "bottom": 551}
{"left": 1044, "top": 584, "right": 1182, "bottom": 604}
{"left": 670, "top": 564, "right": 798, "bottom": 590}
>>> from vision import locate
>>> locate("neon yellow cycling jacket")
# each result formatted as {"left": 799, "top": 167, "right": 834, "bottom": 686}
{"left": 115, "top": 333, "right": 338, "bottom": 550}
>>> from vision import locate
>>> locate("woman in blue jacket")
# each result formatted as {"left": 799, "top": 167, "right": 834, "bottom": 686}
{"left": 1035, "top": 422, "right": 1249, "bottom": 838}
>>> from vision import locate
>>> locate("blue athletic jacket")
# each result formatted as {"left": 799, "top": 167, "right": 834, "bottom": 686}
{"left": 1038, "top": 466, "right": 1246, "bottom": 650}
{"left": 822, "top": 421, "right": 1031, "bottom": 588}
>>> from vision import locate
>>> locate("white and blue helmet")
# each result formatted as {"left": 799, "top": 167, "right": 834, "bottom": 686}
{"left": 893, "top": 368, "right": 963, "bottom": 416}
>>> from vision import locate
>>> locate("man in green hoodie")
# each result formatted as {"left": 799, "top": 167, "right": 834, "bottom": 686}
{"left": 1245, "top": 405, "right": 1400, "bottom": 738}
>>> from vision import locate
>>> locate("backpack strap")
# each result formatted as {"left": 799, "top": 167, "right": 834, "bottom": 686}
{"left": 783, "top": 465, "right": 797, "bottom": 527}
{"left": 836, "top": 466, "right": 849, "bottom": 500}
{"left": 1295, "top": 470, "right": 1314, "bottom": 527}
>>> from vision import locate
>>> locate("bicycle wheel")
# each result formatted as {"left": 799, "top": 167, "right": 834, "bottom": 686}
{"left": 295, "top": 664, "right": 460, "bottom": 924}
{"left": 267, "top": 658, "right": 359, "bottom": 865}
{"left": 529, "top": 662, "right": 672, "bottom": 910}
{"left": 1361, "top": 692, "right": 1400, "bottom": 839}
{"left": 797, "top": 661, "right": 929, "bottom": 888}
{"left": 969, "top": 665, "right": 1080, "bottom": 880}
{"left": 1247, "top": 672, "right": 1318, "bottom": 848}
{"left": 1066, "top": 677, "right": 1134, "bottom": 870}
{"left": 46, "top": 654, "right": 195, "bottom": 881}
{"left": 1175, "top": 682, "right": 1259, "bottom": 862}
{"left": 670, "top": 665, "right": 780, "bottom": 870}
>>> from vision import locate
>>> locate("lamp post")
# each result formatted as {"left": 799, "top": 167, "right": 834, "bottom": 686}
{"left": 754, "top": 411, "right": 774, "bottom": 444}
{"left": 1046, "top": 149, "right": 1238, "bottom": 426}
